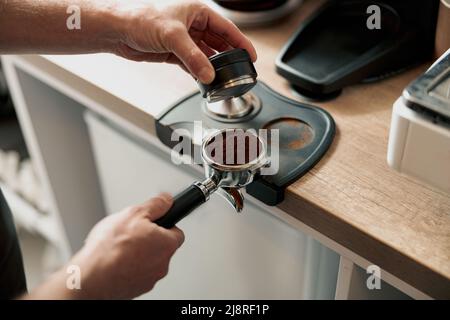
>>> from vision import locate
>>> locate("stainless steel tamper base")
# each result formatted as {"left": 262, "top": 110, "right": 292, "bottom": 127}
{"left": 205, "top": 75, "right": 257, "bottom": 103}
{"left": 203, "top": 92, "right": 262, "bottom": 122}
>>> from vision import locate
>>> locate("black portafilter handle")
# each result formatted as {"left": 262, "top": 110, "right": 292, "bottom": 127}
{"left": 154, "top": 183, "right": 207, "bottom": 229}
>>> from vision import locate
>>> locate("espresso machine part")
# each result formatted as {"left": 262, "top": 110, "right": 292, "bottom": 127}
{"left": 155, "top": 129, "right": 268, "bottom": 228}
{"left": 387, "top": 49, "right": 450, "bottom": 193}
{"left": 402, "top": 49, "right": 450, "bottom": 122}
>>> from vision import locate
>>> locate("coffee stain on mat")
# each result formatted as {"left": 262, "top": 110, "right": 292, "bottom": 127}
{"left": 264, "top": 118, "right": 315, "bottom": 150}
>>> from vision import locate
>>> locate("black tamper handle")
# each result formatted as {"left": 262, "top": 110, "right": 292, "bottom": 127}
{"left": 154, "top": 184, "right": 206, "bottom": 228}
{"left": 198, "top": 48, "right": 257, "bottom": 99}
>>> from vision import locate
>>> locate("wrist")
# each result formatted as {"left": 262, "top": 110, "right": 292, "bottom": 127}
{"left": 64, "top": 246, "right": 105, "bottom": 299}
{"left": 25, "top": 247, "right": 101, "bottom": 300}
{"left": 23, "top": 267, "right": 84, "bottom": 300}
{"left": 105, "top": 1, "right": 160, "bottom": 52}
{"left": 84, "top": 1, "right": 126, "bottom": 53}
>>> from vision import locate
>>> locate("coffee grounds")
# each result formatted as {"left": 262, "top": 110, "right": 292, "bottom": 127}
{"left": 205, "top": 130, "right": 262, "bottom": 166}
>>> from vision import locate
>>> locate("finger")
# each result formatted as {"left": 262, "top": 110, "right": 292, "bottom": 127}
{"left": 202, "top": 32, "right": 233, "bottom": 52}
{"left": 116, "top": 43, "right": 173, "bottom": 63}
{"left": 140, "top": 193, "right": 173, "bottom": 221}
{"left": 160, "top": 226, "right": 185, "bottom": 249}
{"left": 190, "top": 30, "right": 233, "bottom": 53}
{"left": 206, "top": 9, "right": 257, "bottom": 61}
{"left": 115, "top": 42, "right": 159, "bottom": 62}
{"left": 166, "top": 27, "right": 215, "bottom": 83}
{"left": 197, "top": 40, "right": 217, "bottom": 57}
{"left": 130, "top": 52, "right": 191, "bottom": 75}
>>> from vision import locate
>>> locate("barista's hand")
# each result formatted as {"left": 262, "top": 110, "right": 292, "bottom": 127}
{"left": 1, "top": 0, "right": 256, "bottom": 84}
{"left": 24, "top": 193, "right": 184, "bottom": 300}
{"left": 113, "top": 0, "right": 257, "bottom": 84}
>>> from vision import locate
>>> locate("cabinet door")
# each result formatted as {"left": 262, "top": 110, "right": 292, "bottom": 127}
{"left": 85, "top": 112, "right": 340, "bottom": 299}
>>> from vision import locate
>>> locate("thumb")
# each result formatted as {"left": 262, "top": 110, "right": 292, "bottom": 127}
{"left": 161, "top": 226, "right": 185, "bottom": 249}
{"left": 141, "top": 193, "right": 173, "bottom": 222}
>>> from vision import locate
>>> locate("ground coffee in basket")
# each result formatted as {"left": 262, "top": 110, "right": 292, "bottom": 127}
{"left": 205, "top": 130, "right": 262, "bottom": 166}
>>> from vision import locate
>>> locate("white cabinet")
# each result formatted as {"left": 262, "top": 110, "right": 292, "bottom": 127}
{"left": 85, "top": 111, "right": 340, "bottom": 299}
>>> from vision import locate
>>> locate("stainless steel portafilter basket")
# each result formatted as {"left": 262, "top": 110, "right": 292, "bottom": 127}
{"left": 155, "top": 128, "right": 269, "bottom": 228}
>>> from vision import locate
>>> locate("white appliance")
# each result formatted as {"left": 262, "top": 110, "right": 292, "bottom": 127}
{"left": 387, "top": 49, "right": 450, "bottom": 193}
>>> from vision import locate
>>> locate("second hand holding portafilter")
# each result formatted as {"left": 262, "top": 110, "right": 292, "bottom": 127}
{"left": 155, "top": 49, "right": 264, "bottom": 228}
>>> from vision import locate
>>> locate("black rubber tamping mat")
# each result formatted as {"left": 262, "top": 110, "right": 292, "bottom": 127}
{"left": 275, "top": 0, "right": 439, "bottom": 100}
{"left": 156, "top": 81, "right": 335, "bottom": 206}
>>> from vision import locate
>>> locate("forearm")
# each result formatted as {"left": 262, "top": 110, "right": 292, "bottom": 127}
{"left": 22, "top": 268, "right": 80, "bottom": 300}
{"left": 22, "top": 249, "right": 101, "bottom": 300}
{"left": 0, "top": 0, "right": 126, "bottom": 54}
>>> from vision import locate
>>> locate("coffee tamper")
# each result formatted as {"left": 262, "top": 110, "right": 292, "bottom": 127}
{"left": 198, "top": 48, "right": 261, "bottom": 122}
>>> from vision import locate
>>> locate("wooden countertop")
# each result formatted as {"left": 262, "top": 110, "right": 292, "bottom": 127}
{"left": 15, "top": 0, "right": 450, "bottom": 298}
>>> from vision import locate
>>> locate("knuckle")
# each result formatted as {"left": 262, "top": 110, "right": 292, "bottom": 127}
{"left": 190, "top": 2, "right": 210, "bottom": 30}
{"left": 168, "top": 240, "right": 180, "bottom": 253}
{"left": 150, "top": 197, "right": 169, "bottom": 213}
{"left": 121, "top": 205, "right": 134, "bottom": 214}
{"left": 186, "top": 0, "right": 202, "bottom": 8}
{"left": 192, "top": 1, "right": 208, "bottom": 13}
{"left": 128, "top": 205, "right": 143, "bottom": 215}
{"left": 152, "top": 196, "right": 165, "bottom": 207}
{"left": 162, "top": 265, "right": 169, "bottom": 277}
{"left": 163, "top": 23, "right": 183, "bottom": 42}
{"left": 160, "top": 236, "right": 179, "bottom": 254}
{"left": 120, "top": 205, "right": 140, "bottom": 219}
{"left": 164, "top": 239, "right": 177, "bottom": 255}
{"left": 157, "top": 264, "right": 169, "bottom": 279}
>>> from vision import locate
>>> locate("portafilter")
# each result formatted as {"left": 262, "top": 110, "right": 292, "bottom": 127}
{"left": 155, "top": 128, "right": 269, "bottom": 228}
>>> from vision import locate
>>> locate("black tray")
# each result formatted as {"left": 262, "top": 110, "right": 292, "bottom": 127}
{"left": 276, "top": 0, "right": 439, "bottom": 99}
